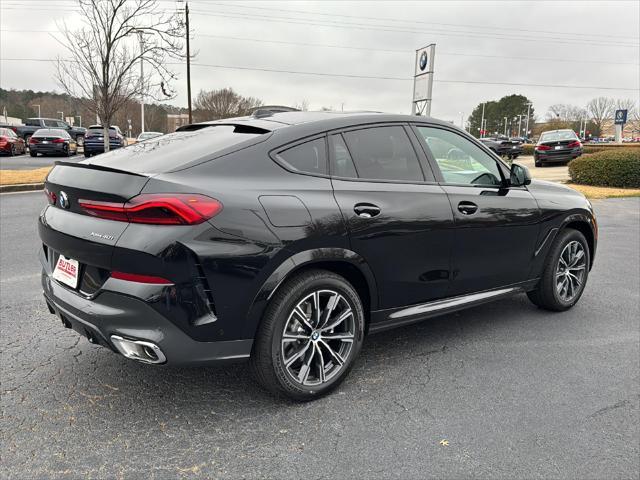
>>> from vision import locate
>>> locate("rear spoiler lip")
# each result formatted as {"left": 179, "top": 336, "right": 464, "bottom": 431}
{"left": 52, "top": 161, "right": 147, "bottom": 178}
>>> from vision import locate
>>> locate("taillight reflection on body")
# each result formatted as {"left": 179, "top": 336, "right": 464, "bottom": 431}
{"left": 568, "top": 140, "right": 582, "bottom": 148}
{"left": 78, "top": 193, "right": 223, "bottom": 225}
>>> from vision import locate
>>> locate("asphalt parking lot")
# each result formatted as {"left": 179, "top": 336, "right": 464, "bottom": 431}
{"left": 1, "top": 192, "right": 638, "bottom": 479}
{"left": 0, "top": 151, "right": 84, "bottom": 170}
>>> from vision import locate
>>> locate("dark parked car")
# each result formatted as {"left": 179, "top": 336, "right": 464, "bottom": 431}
{"left": 534, "top": 129, "right": 582, "bottom": 167}
{"left": 10, "top": 118, "right": 86, "bottom": 147}
{"left": 479, "top": 136, "right": 523, "bottom": 159}
{"left": 39, "top": 111, "right": 597, "bottom": 400}
{"left": 29, "top": 129, "right": 78, "bottom": 157}
{"left": 0, "top": 127, "right": 27, "bottom": 155}
{"left": 84, "top": 125, "right": 126, "bottom": 157}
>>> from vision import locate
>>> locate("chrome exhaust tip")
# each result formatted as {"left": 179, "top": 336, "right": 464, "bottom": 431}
{"left": 110, "top": 335, "right": 166, "bottom": 364}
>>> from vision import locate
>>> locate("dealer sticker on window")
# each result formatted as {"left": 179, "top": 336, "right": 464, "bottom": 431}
{"left": 52, "top": 255, "right": 79, "bottom": 289}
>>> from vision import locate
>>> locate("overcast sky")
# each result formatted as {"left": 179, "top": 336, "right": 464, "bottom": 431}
{"left": 1, "top": 0, "right": 639, "bottom": 124}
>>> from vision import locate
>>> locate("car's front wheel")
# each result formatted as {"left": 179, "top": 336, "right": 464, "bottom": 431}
{"left": 527, "top": 228, "right": 590, "bottom": 311}
{"left": 250, "top": 269, "right": 365, "bottom": 401}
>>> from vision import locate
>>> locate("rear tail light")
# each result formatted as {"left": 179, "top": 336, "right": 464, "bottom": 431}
{"left": 29, "top": 137, "right": 39, "bottom": 144}
{"left": 52, "top": 138, "right": 66, "bottom": 144}
{"left": 535, "top": 145, "right": 551, "bottom": 151}
{"left": 568, "top": 140, "right": 581, "bottom": 148}
{"left": 78, "top": 193, "right": 223, "bottom": 225}
{"left": 111, "top": 271, "right": 173, "bottom": 285}
{"left": 44, "top": 188, "right": 57, "bottom": 205}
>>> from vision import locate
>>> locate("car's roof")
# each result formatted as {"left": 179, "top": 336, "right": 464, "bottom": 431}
{"left": 183, "top": 111, "right": 455, "bottom": 134}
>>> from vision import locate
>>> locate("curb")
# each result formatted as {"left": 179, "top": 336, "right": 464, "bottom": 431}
{"left": 0, "top": 183, "right": 45, "bottom": 193}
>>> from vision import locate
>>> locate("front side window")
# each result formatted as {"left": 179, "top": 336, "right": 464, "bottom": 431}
{"left": 278, "top": 137, "right": 327, "bottom": 175}
{"left": 343, "top": 126, "right": 424, "bottom": 182}
{"left": 416, "top": 126, "right": 503, "bottom": 186}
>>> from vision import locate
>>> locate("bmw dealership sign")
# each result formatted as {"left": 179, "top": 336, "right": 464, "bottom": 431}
{"left": 412, "top": 44, "right": 436, "bottom": 115}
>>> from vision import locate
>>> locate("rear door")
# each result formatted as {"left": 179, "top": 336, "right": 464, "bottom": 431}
{"left": 329, "top": 124, "right": 454, "bottom": 309}
{"left": 413, "top": 124, "right": 541, "bottom": 295}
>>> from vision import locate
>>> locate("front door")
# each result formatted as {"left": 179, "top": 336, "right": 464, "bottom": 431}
{"left": 329, "top": 125, "right": 455, "bottom": 309}
{"left": 413, "top": 124, "right": 541, "bottom": 296}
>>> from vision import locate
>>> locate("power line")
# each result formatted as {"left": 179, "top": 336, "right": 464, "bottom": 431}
{"left": 2, "top": 28, "right": 638, "bottom": 67}
{"left": 188, "top": 9, "right": 639, "bottom": 48}
{"left": 195, "top": 1, "right": 639, "bottom": 42}
{"left": 3, "top": 58, "right": 638, "bottom": 91}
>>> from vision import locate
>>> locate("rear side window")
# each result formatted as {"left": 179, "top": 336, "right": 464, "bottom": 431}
{"left": 43, "top": 119, "right": 58, "bottom": 127}
{"left": 329, "top": 134, "right": 358, "bottom": 178}
{"left": 343, "top": 126, "right": 424, "bottom": 182}
{"left": 278, "top": 138, "right": 327, "bottom": 175}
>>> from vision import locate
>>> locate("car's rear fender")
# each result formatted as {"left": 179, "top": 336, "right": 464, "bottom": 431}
{"left": 242, "top": 248, "right": 379, "bottom": 339}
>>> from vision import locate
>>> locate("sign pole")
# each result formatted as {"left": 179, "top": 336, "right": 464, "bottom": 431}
{"left": 412, "top": 44, "right": 435, "bottom": 116}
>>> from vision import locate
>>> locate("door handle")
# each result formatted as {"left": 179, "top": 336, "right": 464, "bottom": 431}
{"left": 354, "top": 203, "right": 381, "bottom": 218}
{"left": 457, "top": 201, "right": 478, "bottom": 215}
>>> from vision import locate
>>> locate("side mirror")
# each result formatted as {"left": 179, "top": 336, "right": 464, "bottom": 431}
{"left": 510, "top": 163, "right": 531, "bottom": 187}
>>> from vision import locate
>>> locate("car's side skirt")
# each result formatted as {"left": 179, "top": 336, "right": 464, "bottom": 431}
{"left": 368, "top": 279, "right": 538, "bottom": 333}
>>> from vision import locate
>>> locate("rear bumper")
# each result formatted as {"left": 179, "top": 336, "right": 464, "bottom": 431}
{"left": 31, "top": 144, "right": 67, "bottom": 154}
{"left": 84, "top": 142, "right": 122, "bottom": 153}
{"left": 40, "top": 254, "right": 253, "bottom": 366}
{"left": 534, "top": 149, "right": 582, "bottom": 162}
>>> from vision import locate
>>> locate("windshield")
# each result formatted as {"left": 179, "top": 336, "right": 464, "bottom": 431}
{"left": 86, "top": 125, "right": 268, "bottom": 174}
{"left": 540, "top": 131, "right": 577, "bottom": 143}
{"left": 33, "top": 129, "right": 69, "bottom": 138}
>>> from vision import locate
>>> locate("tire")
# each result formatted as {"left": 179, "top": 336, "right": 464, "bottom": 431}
{"left": 535, "top": 158, "right": 542, "bottom": 167}
{"left": 84, "top": 151, "right": 91, "bottom": 158}
{"left": 9, "top": 145, "right": 15, "bottom": 156}
{"left": 250, "top": 269, "right": 365, "bottom": 401}
{"left": 30, "top": 150, "right": 37, "bottom": 157}
{"left": 527, "top": 228, "right": 590, "bottom": 311}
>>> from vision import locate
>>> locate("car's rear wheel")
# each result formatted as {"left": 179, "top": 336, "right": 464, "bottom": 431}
{"left": 9, "top": 144, "right": 16, "bottom": 156}
{"left": 250, "top": 269, "right": 365, "bottom": 401}
{"left": 30, "top": 150, "right": 37, "bottom": 157}
{"left": 527, "top": 228, "right": 590, "bottom": 311}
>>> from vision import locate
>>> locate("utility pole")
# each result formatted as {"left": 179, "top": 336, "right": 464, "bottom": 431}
{"left": 518, "top": 114, "right": 523, "bottom": 137}
{"left": 138, "top": 31, "right": 145, "bottom": 133}
{"left": 503, "top": 117, "right": 508, "bottom": 136}
{"left": 185, "top": 1, "right": 192, "bottom": 123}
{"left": 525, "top": 102, "right": 533, "bottom": 139}
{"left": 479, "top": 102, "right": 485, "bottom": 138}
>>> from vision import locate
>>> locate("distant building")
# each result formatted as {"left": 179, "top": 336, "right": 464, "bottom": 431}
{"left": 167, "top": 113, "right": 190, "bottom": 132}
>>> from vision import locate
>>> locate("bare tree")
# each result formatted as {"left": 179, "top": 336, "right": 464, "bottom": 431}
{"left": 55, "top": 0, "right": 183, "bottom": 151}
{"left": 586, "top": 97, "right": 614, "bottom": 137}
{"left": 546, "top": 104, "right": 584, "bottom": 122}
{"left": 193, "top": 88, "right": 262, "bottom": 121}
{"left": 294, "top": 99, "right": 309, "bottom": 111}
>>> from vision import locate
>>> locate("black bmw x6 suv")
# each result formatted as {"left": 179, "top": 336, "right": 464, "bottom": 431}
{"left": 39, "top": 111, "right": 597, "bottom": 400}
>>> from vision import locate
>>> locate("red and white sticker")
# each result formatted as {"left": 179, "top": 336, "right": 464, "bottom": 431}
{"left": 52, "top": 255, "right": 79, "bottom": 289}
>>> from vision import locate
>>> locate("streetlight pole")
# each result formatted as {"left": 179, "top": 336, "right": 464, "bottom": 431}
{"left": 33, "top": 104, "right": 41, "bottom": 117}
{"left": 525, "top": 102, "right": 533, "bottom": 139}
{"left": 479, "top": 102, "right": 485, "bottom": 138}
{"left": 185, "top": 1, "right": 192, "bottom": 123}
{"left": 459, "top": 111, "right": 464, "bottom": 129}
{"left": 518, "top": 114, "right": 523, "bottom": 137}
{"left": 76, "top": 115, "right": 82, "bottom": 128}
{"left": 503, "top": 117, "right": 508, "bottom": 136}
{"left": 138, "top": 31, "right": 145, "bottom": 134}
{"left": 57, "top": 111, "right": 64, "bottom": 120}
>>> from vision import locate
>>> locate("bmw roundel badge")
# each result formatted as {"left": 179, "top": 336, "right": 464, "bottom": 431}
{"left": 59, "top": 191, "right": 70, "bottom": 209}
{"left": 419, "top": 51, "right": 428, "bottom": 71}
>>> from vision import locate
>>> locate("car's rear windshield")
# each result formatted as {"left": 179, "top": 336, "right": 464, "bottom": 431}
{"left": 540, "top": 131, "right": 577, "bottom": 142}
{"left": 33, "top": 129, "right": 69, "bottom": 138}
{"left": 86, "top": 124, "right": 269, "bottom": 174}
